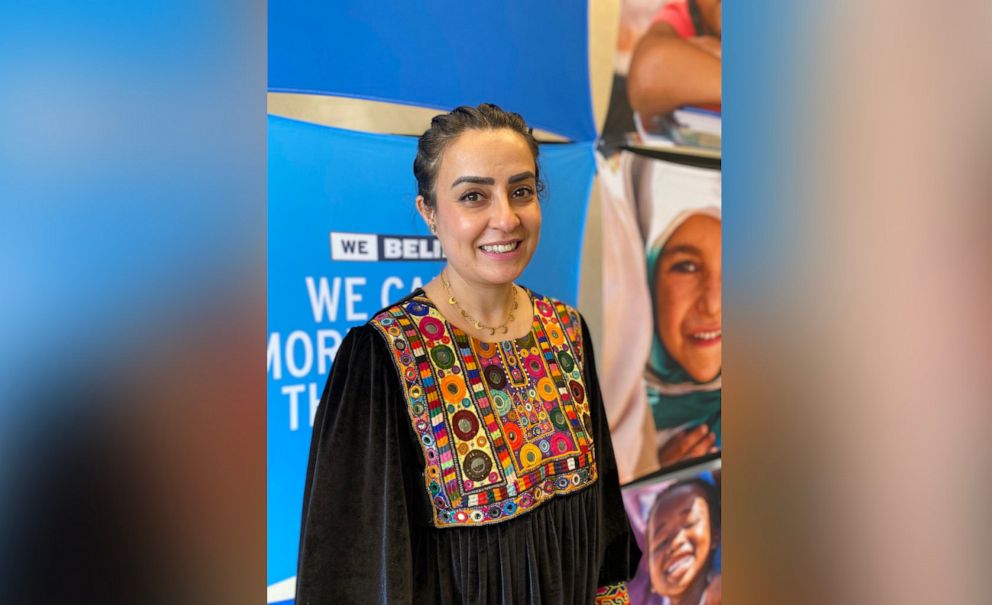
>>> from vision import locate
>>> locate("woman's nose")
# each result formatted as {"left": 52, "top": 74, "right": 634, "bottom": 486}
{"left": 489, "top": 193, "right": 521, "bottom": 231}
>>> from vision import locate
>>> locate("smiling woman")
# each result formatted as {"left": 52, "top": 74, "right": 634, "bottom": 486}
{"left": 295, "top": 104, "right": 640, "bottom": 604}
{"left": 411, "top": 107, "right": 545, "bottom": 341}
{"left": 417, "top": 127, "right": 542, "bottom": 338}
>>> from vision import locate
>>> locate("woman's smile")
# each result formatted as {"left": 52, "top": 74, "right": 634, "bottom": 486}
{"left": 478, "top": 239, "right": 523, "bottom": 257}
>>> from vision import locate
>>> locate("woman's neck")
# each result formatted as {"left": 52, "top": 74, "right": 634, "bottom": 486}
{"left": 443, "top": 267, "right": 515, "bottom": 323}
{"left": 421, "top": 265, "right": 530, "bottom": 341}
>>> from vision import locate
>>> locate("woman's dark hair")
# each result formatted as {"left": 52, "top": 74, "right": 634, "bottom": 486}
{"left": 413, "top": 103, "right": 544, "bottom": 208}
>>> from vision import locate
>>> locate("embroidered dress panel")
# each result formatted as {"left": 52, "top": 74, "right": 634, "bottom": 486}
{"left": 370, "top": 292, "right": 597, "bottom": 527}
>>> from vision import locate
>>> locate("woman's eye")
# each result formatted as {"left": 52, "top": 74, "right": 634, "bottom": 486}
{"left": 459, "top": 191, "right": 483, "bottom": 202}
{"left": 670, "top": 260, "right": 700, "bottom": 273}
{"left": 512, "top": 186, "right": 534, "bottom": 198}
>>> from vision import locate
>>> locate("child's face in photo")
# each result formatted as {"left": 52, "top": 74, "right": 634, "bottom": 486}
{"left": 655, "top": 214, "right": 722, "bottom": 382}
{"left": 648, "top": 484, "right": 713, "bottom": 598}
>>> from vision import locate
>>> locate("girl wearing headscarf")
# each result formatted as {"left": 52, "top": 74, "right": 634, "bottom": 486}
{"left": 637, "top": 158, "right": 721, "bottom": 470}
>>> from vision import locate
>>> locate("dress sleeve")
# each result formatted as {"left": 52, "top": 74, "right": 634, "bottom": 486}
{"left": 295, "top": 324, "right": 421, "bottom": 604}
{"left": 579, "top": 316, "right": 642, "bottom": 593}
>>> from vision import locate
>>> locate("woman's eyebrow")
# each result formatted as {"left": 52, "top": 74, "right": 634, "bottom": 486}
{"left": 508, "top": 171, "right": 535, "bottom": 184}
{"left": 661, "top": 244, "right": 702, "bottom": 257}
{"left": 451, "top": 175, "right": 495, "bottom": 188}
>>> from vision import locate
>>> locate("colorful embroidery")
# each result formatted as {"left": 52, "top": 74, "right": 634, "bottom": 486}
{"left": 371, "top": 291, "right": 597, "bottom": 527}
{"left": 595, "top": 582, "right": 630, "bottom": 604}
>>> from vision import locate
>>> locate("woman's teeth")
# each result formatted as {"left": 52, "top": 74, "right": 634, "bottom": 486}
{"left": 480, "top": 242, "right": 519, "bottom": 253}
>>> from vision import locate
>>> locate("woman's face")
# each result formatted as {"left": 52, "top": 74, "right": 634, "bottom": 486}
{"left": 648, "top": 484, "right": 714, "bottom": 598}
{"left": 421, "top": 128, "right": 541, "bottom": 288}
{"left": 655, "top": 214, "right": 722, "bottom": 382}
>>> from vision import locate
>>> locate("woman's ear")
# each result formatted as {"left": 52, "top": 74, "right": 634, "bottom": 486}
{"left": 416, "top": 196, "right": 437, "bottom": 234}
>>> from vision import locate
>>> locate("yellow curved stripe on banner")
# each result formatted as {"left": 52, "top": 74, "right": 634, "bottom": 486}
{"left": 588, "top": 0, "right": 621, "bottom": 136}
{"left": 268, "top": 93, "right": 570, "bottom": 142}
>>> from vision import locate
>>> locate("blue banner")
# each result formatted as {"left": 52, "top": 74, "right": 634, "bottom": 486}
{"left": 268, "top": 0, "right": 594, "bottom": 141}
{"left": 267, "top": 115, "right": 596, "bottom": 597}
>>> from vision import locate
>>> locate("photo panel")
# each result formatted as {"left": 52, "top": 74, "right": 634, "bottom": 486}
{"left": 601, "top": 0, "right": 722, "bottom": 154}
{"left": 599, "top": 151, "right": 721, "bottom": 483}
{"left": 621, "top": 457, "right": 722, "bottom": 605}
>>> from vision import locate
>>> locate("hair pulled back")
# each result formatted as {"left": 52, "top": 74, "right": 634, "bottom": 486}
{"left": 413, "top": 103, "right": 544, "bottom": 208}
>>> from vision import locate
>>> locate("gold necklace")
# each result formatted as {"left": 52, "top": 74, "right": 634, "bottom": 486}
{"left": 440, "top": 270, "right": 518, "bottom": 336}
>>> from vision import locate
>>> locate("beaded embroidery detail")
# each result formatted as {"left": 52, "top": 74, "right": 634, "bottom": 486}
{"left": 370, "top": 291, "right": 597, "bottom": 527}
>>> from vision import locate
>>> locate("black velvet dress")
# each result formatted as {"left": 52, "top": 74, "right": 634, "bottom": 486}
{"left": 296, "top": 290, "right": 640, "bottom": 604}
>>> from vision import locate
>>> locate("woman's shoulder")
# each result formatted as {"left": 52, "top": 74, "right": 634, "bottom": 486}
{"left": 363, "top": 289, "right": 427, "bottom": 334}
{"left": 334, "top": 291, "right": 427, "bottom": 355}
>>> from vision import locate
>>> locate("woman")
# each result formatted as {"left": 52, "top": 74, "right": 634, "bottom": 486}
{"left": 646, "top": 206, "right": 722, "bottom": 468}
{"left": 296, "top": 104, "right": 640, "bottom": 604}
